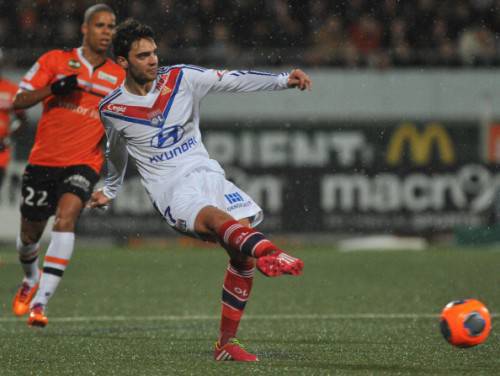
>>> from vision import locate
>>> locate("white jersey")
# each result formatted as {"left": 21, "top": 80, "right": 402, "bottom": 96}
{"left": 99, "top": 65, "right": 289, "bottom": 204}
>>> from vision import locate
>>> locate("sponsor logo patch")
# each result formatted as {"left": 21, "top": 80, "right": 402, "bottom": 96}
{"left": 64, "top": 174, "right": 91, "bottom": 192}
{"left": 97, "top": 71, "right": 118, "bottom": 84}
{"left": 68, "top": 59, "right": 81, "bottom": 69}
{"left": 150, "top": 125, "right": 185, "bottom": 149}
{"left": 225, "top": 192, "right": 244, "bottom": 204}
{"left": 107, "top": 104, "right": 127, "bottom": 114}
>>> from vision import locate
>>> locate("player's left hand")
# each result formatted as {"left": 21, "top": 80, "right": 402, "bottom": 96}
{"left": 287, "top": 69, "right": 312, "bottom": 91}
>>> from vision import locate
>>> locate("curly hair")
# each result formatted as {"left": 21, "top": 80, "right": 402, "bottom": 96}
{"left": 113, "top": 18, "right": 155, "bottom": 59}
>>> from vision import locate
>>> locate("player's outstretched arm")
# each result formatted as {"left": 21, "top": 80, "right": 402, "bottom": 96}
{"left": 190, "top": 66, "right": 312, "bottom": 96}
{"left": 287, "top": 69, "right": 312, "bottom": 91}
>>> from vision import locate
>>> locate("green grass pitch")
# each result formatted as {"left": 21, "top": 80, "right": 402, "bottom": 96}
{"left": 0, "top": 242, "right": 499, "bottom": 375}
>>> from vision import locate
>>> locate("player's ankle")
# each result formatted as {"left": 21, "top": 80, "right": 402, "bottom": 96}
{"left": 253, "top": 246, "right": 280, "bottom": 258}
{"left": 218, "top": 333, "right": 234, "bottom": 346}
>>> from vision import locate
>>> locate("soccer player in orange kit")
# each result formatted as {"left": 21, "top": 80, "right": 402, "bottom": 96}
{"left": 11, "top": 4, "right": 125, "bottom": 327}
{"left": 0, "top": 48, "right": 27, "bottom": 189}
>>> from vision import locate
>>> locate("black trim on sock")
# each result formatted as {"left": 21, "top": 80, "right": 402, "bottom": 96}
{"left": 222, "top": 289, "right": 247, "bottom": 311}
{"left": 241, "top": 232, "right": 265, "bottom": 256}
{"left": 43, "top": 266, "right": 64, "bottom": 277}
{"left": 20, "top": 255, "right": 38, "bottom": 264}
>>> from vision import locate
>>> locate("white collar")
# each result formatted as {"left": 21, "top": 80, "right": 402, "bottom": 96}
{"left": 77, "top": 47, "right": 95, "bottom": 76}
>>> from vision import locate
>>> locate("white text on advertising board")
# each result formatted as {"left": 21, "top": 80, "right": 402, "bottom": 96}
{"left": 205, "top": 131, "right": 374, "bottom": 167}
{"left": 321, "top": 164, "right": 498, "bottom": 212}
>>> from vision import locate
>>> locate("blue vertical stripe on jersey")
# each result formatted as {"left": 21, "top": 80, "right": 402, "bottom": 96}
{"left": 162, "top": 70, "right": 184, "bottom": 119}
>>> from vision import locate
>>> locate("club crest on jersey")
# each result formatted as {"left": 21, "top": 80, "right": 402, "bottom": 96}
{"left": 162, "top": 86, "right": 172, "bottom": 95}
{"left": 68, "top": 59, "right": 81, "bottom": 69}
{"left": 150, "top": 125, "right": 185, "bottom": 149}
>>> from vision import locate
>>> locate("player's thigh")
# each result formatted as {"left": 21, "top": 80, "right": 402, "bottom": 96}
{"left": 20, "top": 165, "right": 59, "bottom": 222}
{"left": 53, "top": 193, "right": 86, "bottom": 229}
{"left": 161, "top": 170, "right": 262, "bottom": 240}
{"left": 193, "top": 205, "right": 233, "bottom": 236}
{"left": 166, "top": 170, "right": 227, "bottom": 237}
{"left": 53, "top": 165, "right": 99, "bottom": 227}
{"left": 57, "top": 165, "right": 99, "bottom": 208}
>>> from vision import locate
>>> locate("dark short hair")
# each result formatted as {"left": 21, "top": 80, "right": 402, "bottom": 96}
{"left": 83, "top": 3, "right": 114, "bottom": 24}
{"left": 113, "top": 18, "right": 155, "bottom": 59}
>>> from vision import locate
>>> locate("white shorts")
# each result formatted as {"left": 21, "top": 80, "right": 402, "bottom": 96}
{"left": 154, "top": 168, "right": 263, "bottom": 238}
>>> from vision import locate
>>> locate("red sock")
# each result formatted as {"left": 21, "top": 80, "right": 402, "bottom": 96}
{"left": 217, "top": 220, "right": 276, "bottom": 258}
{"left": 219, "top": 259, "right": 255, "bottom": 345}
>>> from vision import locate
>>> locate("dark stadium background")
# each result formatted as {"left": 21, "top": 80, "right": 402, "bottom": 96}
{"left": 1, "top": 0, "right": 499, "bottom": 67}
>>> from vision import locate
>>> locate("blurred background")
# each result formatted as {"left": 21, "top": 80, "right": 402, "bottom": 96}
{"left": 2, "top": 0, "right": 500, "bottom": 67}
{"left": 2, "top": 0, "right": 500, "bottom": 248}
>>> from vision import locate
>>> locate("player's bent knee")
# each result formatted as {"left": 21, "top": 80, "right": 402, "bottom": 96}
{"left": 53, "top": 216, "right": 77, "bottom": 232}
{"left": 20, "top": 219, "right": 47, "bottom": 244}
{"left": 194, "top": 206, "right": 234, "bottom": 236}
{"left": 20, "top": 232, "right": 41, "bottom": 245}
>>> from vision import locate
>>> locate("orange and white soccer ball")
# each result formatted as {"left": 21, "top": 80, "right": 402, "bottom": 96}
{"left": 440, "top": 299, "right": 491, "bottom": 347}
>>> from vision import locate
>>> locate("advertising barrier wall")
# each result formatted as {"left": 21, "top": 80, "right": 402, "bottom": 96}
{"left": 72, "top": 120, "right": 497, "bottom": 237}
{"left": 1, "top": 120, "right": 498, "bottom": 239}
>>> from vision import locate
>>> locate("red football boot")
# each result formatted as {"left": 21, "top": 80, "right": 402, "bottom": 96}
{"left": 27, "top": 303, "right": 48, "bottom": 328}
{"left": 256, "top": 250, "right": 304, "bottom": 277}
{"left": 214, "top": 338, "right": 258, "bottom": 362}
{"left": 12, "top": 281, "right": 39, "bottom": 316}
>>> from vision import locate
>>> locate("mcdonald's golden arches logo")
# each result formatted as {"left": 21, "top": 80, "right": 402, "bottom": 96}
{"left": 386, "top": 123, "right": 455, "bottom": 166}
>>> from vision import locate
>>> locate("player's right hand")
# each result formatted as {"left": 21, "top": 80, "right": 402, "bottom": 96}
{"left": 87, "top": 189, "right": 111, "bottom": 209}
{"left": 287, "top": 69, "right": 312, "bottom": 91}
{"left": 50, "top": 74, "right": 78, "bottom": 95}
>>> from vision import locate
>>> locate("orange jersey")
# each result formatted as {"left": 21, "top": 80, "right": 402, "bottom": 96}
{"left": 20, "top": 48, "right": 125, "bottom": 172}
{"left": 0, "top": 78, "right": 19, "bottom": 168}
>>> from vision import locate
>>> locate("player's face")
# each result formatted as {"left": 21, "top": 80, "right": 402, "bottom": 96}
{"left": 124, "top": 38, "right": 159, "bottom": 84}
{"left": 82, "top": 11, "right": 116, "bottom": 54}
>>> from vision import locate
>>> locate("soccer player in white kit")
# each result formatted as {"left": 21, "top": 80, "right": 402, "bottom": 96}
{"left": 88, "top": 19, "right": 312, "bottom": 362}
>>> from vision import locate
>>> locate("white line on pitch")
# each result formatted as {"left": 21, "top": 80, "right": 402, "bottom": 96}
{"left": 3, "top": 312, "right": 496, "bottom": 323}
